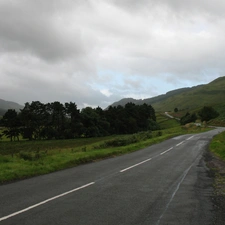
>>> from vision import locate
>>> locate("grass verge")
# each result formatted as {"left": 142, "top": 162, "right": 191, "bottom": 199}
{"left": 208, "top": 131, "right": 225, "bottom": 223}
{"left": 209, "top": 131, "right": 225, "bottom": 196}
{"left": 210, "top": 131, "right": 225, "bottom": 160}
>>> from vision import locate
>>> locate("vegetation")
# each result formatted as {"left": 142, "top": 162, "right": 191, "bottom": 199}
{"left": 0, "top": 101, "right": 158, "bottom": 141}
{"left": 208, "top": 103, "right": 225, "bottom": 127}
{"left": 156, "top": 112, "right": 180, "bottom": 129}
{"left": 210, "top": 131, "right": 225, "bottom": 160}
{"left": 209, "top": 131, "right": 225, "bottom": 197}
{"left": 0, "top": 125, "right": 210, "bottom": 183}
{"left": 198, "top": 106, "right": 219, "bottom": 122}
{"left": 180, "top": 112, "right": 197, "bottom": 125}
{"left": 168, "top": 105, "right": 220, "bottom": 126}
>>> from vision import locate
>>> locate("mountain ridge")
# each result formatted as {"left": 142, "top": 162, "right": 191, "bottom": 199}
{"left": 0, "top": 99, "right": 24, "bottom": 116}
{"left": 109, "top": 76, "right": 225, "bottom": 112}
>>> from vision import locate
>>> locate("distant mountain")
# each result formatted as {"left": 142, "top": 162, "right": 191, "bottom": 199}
{"left": 0, "top": 99, "right": 24, "bottom": 116}
{"left": 109, "top": 76, "right": 225, "bottom": 112}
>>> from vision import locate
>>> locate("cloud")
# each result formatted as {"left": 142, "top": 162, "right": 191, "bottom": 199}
{"left": 100, "top": 89, "right": 112, "bottom": 97}
{"left": 0, "top": 0, "right": 88, "bottom": 61}
{"left": 0, "top": 0, "right": 225, "bottom": 109}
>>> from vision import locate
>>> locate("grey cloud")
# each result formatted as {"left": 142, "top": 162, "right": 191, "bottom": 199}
{"left": 0, "top": 0, "right": 225, "bottom": 108}
{"left": 111, "top": 0, "right": 225, "bottom": 18}
{"left": 0, "top": 0, "right": 87, "bottom": 61}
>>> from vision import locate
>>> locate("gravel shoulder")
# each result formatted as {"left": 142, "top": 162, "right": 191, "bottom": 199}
{"left": 205, "top": 150, "right": 225, "bottom": 224}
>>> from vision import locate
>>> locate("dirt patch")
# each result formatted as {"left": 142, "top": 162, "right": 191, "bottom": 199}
{"left": 205, "top": 150, "right": 225, "bottom": 224}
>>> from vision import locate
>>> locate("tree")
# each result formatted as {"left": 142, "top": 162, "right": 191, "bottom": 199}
{"left": 64, "top": 102, "right": 80, "bottom": 138}
{"left": 198, "top": 106, "right": 219, "bottom": 122}
{"left": 50, "top": 102, "right": 66, "bottom": 139}
{"left": 1, "top": 109, "right": 21, "bottom": 141}
{"left": 80, "top": 107, "right": 100, "bottom": 137}
{"left": 174, "top": 108, "right": 178, "bottom": 113}
{"left": 180, "top": 112, "right": 197, "bottom": 125}
{"left": 20, "top": 101, "right": 48, "bottom": 140}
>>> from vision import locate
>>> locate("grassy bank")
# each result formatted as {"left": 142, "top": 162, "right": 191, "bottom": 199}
{"left": 209, "top": 131, "right": 225, "bottom": 198}
{"left": 210, "top": 131, "right": 225, "bottom": 160}
{"left": 0, "top": 125, "right": 210, "bottom": 183}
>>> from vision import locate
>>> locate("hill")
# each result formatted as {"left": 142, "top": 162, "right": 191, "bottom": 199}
{"left": 109, "top": 76, "right": 225, "bottom": 112}
{"left": 0, "top": 99, "right": 23, "bottom": 116}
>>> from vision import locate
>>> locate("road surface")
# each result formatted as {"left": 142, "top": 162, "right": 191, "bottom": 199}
{"left": 1, "top": 127, "right": 225, "bottom": 225}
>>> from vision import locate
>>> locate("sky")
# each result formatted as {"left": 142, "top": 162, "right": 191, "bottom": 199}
{"left": 0, "top": 0, "right": 225, "bottom": 109}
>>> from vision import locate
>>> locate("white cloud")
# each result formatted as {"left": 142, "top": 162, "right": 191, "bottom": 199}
{"left": 100, "top": 89, "right": 113, "bottom": 97}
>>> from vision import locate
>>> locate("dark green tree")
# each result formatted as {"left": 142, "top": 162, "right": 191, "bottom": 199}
{"left": 20, "top": 101, "right": 48, "bottom": 140}
{"left": 180, "top": 112, "right": 197, "bottom": 125}
{"left": 80, "top": 107, "right": 100, "bottom": 137}
{"left": 1, "top": 109, "right": 21, "bottom": 141}
{"left": 198, "top": 106, "right": 219, "bottom": 122}
{"left": 64, "top": 102, "right": 80, "bottom": 138}
{"left": 50, "top": 102, "right": 66, "bottom": 139}
{"left": 94, "top": 107, "right": 110, "bottom": 136}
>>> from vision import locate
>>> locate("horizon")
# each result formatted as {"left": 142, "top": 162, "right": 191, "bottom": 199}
{"left": 1, "top": 75, "right": 223, "bottom": 110}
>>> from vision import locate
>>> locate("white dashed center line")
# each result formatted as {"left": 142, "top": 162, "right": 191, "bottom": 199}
{"left": 0, "top": 182, "right": 95, "bottom": 222}
{"left": 186, "top": 135, "right": 194, "bottom": 140}
{"left": 160, "top": 147, "right": 173, "bottom": 155}
{"left": 176, "top": 141, "right": 184, "bottom": 146}
{"left": 1, "top": 134, "right": 197, "bottom": 222}
{"left": 120, "top": 158, "right": 152, "bottom": 173}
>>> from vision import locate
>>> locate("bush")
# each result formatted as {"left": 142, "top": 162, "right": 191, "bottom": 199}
{"left": 18, "top": 151, "right": 45, "bottom": 161}
{"left": 19, "top": 151, "right": 33, "bottom": 161}
{"left": 198, "top": 106, "right": 219, "bottom": 122}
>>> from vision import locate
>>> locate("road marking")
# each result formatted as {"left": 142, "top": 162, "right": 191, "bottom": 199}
{"left": 160, "top": 147, "right": 173, "bottom": 155}
{"left": 0, "top": 182, "right": 95, "bottom": 222}
{"left": 120, "top": 158, "right": 152, "bottom": 173}
{"left": 186, "top": 135, "right": 194, "bottom": 140}
{"left": 176, "top": 141, "right": 184, "bottom": 146}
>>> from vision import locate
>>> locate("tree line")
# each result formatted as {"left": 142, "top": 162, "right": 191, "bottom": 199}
{"left": 179, "top": 106, "right": 219, "bottom": 125}
{"left": 0, "top": 101, "right": 159, "bottom": 141}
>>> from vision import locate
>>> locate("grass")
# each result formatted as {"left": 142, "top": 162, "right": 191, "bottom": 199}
{"left": 156, "top": 112, "right": 180, "bottom": 129}
{"left": 209, "top": 131, "right": 225, "bottom": 196}
{"left": 210, "top": 131, "right": 225, "bottom": 160}
{"left": 208, "top": 103, "right": 225, "bottom": 127}
{"left": 152, "top": 77, "right": 225, "bottom": 112}
{"left": 0, "top": 125, "right": 211, "bottom": 183}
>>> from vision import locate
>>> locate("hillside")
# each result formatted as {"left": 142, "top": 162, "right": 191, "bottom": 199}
{"left": 153, "top": 76, "right": 225, "bottom": 111}
{"left": 109, "top": 76, "right": 225, "bottom": 112}
{"left": 0, "top": 99, "right": 23, "bottom": 116}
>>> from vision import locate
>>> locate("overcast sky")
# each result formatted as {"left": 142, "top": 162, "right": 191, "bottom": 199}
{"left": 0, "top": 0, "right": 224, "bottom": 109}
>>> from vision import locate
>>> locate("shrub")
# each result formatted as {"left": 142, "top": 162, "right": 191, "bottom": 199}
{"left": 19, "top": 151, "right": 33, "bottom": 161}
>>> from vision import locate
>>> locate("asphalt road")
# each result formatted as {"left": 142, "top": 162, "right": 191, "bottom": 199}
{"left": 1, "top": 127, "right": 225, "bottom": 225}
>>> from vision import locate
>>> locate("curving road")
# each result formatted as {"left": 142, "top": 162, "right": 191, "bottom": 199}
{"left": 1, "top": 127, "right": 225, "bottom": 225}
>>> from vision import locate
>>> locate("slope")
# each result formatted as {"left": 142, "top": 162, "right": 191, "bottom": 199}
{"left": 0, "top": 99, "right": 23, "bottom": 116}
{"left": 109, "top": 76, "right": 225, "bottom": 113}
{"left": 152, "top": 76, "right": 225, "bottom": 111}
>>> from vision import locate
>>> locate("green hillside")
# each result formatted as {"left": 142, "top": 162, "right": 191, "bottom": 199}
{"left": 152, "top": 76, "right": 225, "bottom": 112}
{"left": 109, "top": 76, "right": 225, "bottom": 114}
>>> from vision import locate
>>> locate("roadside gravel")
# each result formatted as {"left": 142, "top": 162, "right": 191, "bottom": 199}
{"left": 205, "top": 150, "right": 225, "bottom": 224}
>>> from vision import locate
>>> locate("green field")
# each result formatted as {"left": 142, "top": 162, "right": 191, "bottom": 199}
{"left": 156, "top": 112, "right": 180, "bottom": 129}
{"left": 0, "top": 125, "right": 210, "bottom": 183}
